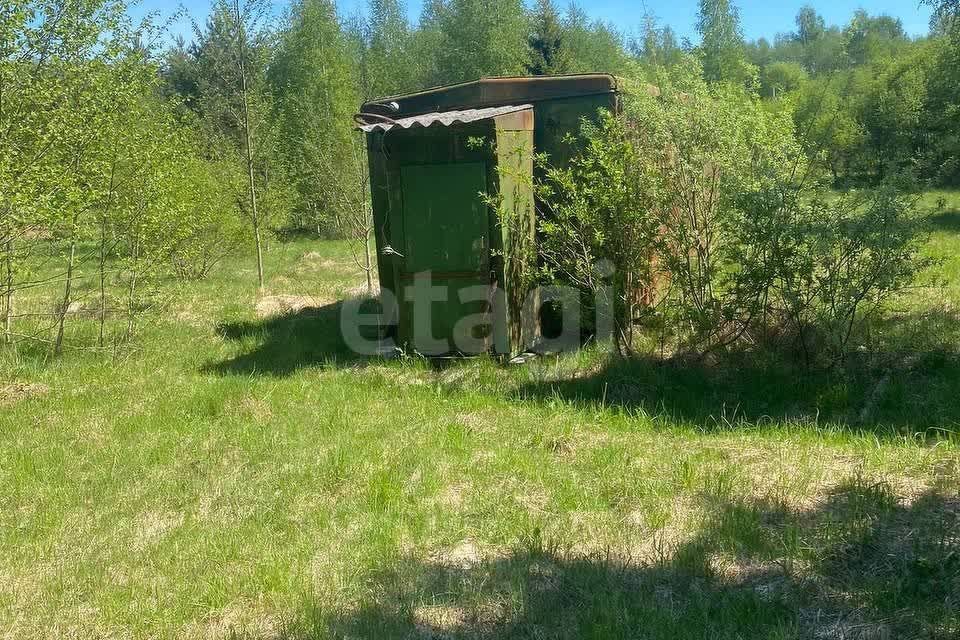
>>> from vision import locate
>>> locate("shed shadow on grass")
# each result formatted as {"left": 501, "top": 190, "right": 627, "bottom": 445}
{"left": 204, "top": 302, "right": 371, "bottom": 376}
{"left": 251, "top": 477, "right": 959, "bottom": 639}
{"left": 510, "top": 310, "right": 960, "bottom": 438}
{"left": 928, "top": 208, "right": 960, "bottom": 233}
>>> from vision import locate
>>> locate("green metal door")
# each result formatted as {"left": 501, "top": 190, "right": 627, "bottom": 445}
{"left": 399, "top": 162, "right": 491, "bottom": 355}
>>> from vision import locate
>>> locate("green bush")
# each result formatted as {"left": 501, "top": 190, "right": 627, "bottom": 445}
{"left": 539, "top": 57, "right": 931, "bottom": 364}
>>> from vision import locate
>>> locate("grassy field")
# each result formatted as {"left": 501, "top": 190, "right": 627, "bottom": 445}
{"left": 1, "top": 193, "right": 959, "bottom": 639}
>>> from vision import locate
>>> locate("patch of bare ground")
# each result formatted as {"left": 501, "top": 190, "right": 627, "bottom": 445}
{"left": 437, "top": 366, "right": 475, "bottom": 387}
{"left": 451, "top": 408, "right": 516, "bottom": 437}
{"left": 412, "top": 605, "right": 469, "bottom": 637}
{"left": 226, "top": 394, "right": 274, "bottom": 423}
{"left": 709, "top": 553, "right": 794, "bottom": 601}
{"left": 363, "top": 365, "right": 430, "bottom": 387}
{"left": 0, "top": 382, "right": 50, "bottom": 406}
{"left": 453, "top": 411, "right": 488, "bottom": 432}
{"left": 415, "top": 600, "right": 511, "bottom": 639}
{"left": 178, "top": 598, "right": 282, "bottom": 640}
{"left": 132, "top": 510, "right": 185, "bottom": 551}
{"left": 430, "top": 539, "right": 501, "bottom": 570}
{"left": 346, "top": 284, "right": 378, "bottom": 299}
{"left": 413, "top": 542, "right": 515, "bottom": 634}
{"left": 296, "top": 252, "right": 356, "bottom": 275}
{"left": 436, "top": 482, "right": 471, "bottom": 510}
{"left": 300, "top": 251, "right": 340, "bottom": 267}
{"left": 172, "top": 308, "right": 207, "bottom": 328}
{"left": 254, "top": 294, "right": 329, "bottom": 318}
{"left": 627, "top": 496, "right": 703, "bottom": 564}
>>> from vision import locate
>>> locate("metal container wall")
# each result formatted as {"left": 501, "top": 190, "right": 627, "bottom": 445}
{"left": 360, "top": 75, "right": 619, "bottom": 357}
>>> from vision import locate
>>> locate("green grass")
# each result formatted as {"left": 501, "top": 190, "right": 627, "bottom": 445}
{"left": 921, "top": 190, "right": 960, "bottom": 294}
{"left": 1, "top": 197, "right": 959, "bottom": 639}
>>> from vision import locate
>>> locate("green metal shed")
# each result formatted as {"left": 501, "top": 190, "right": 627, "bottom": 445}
{"left": 357, "top": 74, "right": 620, "bottom": 357}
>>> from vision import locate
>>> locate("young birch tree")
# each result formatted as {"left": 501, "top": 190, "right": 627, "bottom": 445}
{"left": 0, "top": 1, "right": 120, "bottom": 346}
{"left": 193, "top": 0, "right": 274, "bottom": 290}
{"left": 234, "top": 0, "right": 265, "bottom": 289}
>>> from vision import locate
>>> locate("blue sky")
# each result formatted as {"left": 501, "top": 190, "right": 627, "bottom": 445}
{"left": 130, "top": 0, "right": 934, "bottom": 45}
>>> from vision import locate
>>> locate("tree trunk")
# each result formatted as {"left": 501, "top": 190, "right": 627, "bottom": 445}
{"left": 98, "top": 161, "right": 117, "bottom": 348}
{"left": 235, "top": 0, "right": 265, "bottom": 290}
{"left": 3, "top": 237, "right": 12, "bottom": 344}
{"left": 55, "top": 232, "right": 77, "bottom": 355}
{"left": 126, "top": 234, "right": 140, "bottom": 341}
{"left": 98, "top": 220, "right": 107, "bottom": 348}
{"left": 0, "top": 83, "right": 6, "bottom": 345}
{"left": 249, "top": 163, "right": 265, "bottom": 290}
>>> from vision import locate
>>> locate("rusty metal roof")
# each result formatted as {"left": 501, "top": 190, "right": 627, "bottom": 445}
{"left": 360, "top": 74, "right": 618, "bottom": 119}
{"left": 357, "top": 104, "right": 533, "bottom": 133}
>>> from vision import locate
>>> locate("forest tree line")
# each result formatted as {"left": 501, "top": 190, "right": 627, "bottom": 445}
{"left": 0, "top": 0, "right": 958, "bottom": 352}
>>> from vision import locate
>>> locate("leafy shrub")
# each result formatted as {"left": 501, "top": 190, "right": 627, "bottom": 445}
{"left": 167, "top": 156, "right": 247, "bottom": 282}
{"left": 538, "top": 57, "right": 931, "bottom": 364}
{"left": 774, "top": 188, "right": 932, "bottom": 365}
{"left": 537, "top": 110, "right": 661, "bottom": 351}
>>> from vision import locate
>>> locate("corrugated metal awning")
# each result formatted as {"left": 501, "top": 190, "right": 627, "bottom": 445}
{"left": 357, "top": 104, "right": 533, "bottom": 133}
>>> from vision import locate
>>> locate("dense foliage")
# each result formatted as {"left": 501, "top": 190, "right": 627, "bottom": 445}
{"left": 744, "top": 4, "right": 960, "bottom": 187}
{"left": 540, "top": 61, "right": 931, "bottom": 363}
